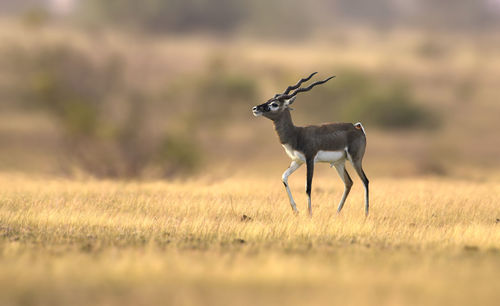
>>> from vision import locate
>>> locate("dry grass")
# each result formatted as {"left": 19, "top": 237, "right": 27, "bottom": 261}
{"left": 0, "top": 173, "right": 499, "bottom": 306}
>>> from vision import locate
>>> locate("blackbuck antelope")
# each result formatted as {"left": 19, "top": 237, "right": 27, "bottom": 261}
{"left": 252, "top": 72, "right": 369, "bottom": 216}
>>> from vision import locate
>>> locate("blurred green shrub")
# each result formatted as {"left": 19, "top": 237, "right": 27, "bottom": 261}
{"left": 159, "top": 134, "right": 201, "bottom": 177}
{"left": 79, "top": 0, "right": 248, "bottom": 34}
{"left": 415, "top": 39, "right": 449, "bottom": 59}
{"left": 165, "top": 62, "right": 258, "bottom": 126}
{"left": 343, "top": 83, "right": 439, "bottom": 129}
{"left": 20, "top": 7, "right": 50, "bottom": 28}
{"left": 78, "top": 0, "right": 315, "bottom": 38}
{"left": 18, "top": 45, "right": 118, "bottom": 136}
{"left": 1, "top": 44, "right": 202, "bottom": 178}
{"left": 201, "top": 74, "right": 257, "bottom": 101}
{"left": 302, "top": 69, "right": 440, "bottom": 129}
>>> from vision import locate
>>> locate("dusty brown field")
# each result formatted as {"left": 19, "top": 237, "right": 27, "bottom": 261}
{"left": 0, "top": 173, "right": 499, "bottom": 306}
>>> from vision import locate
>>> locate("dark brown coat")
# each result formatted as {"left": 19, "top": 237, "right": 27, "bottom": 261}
{"left": 273, "top": 109, "right": 366, "bottom": 160}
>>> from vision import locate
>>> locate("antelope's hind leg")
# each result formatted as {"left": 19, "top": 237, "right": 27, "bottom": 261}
{"left": 282, "top": 161, "right": 303, "bottom": 213}
{"left": 351, "top": 159, "right": 369, "bottom": 216}
{"left": 333, "top": 162, "right": 353, "bottom": 213}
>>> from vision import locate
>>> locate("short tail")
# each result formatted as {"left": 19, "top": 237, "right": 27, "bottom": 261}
{"left": 354, "top": 122, "right": 366, "bottom": 135}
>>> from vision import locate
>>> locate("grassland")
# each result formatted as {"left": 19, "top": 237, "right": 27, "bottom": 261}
{"left": 0, "top": 173, "right": 499, "bottom": 306}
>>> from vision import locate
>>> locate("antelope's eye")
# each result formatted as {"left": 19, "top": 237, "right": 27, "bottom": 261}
{"left": 271, "top": 103, "right": 278, "bottom": 108}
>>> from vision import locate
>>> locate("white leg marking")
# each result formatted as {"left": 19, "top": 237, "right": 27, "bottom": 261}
{"left": 282, "top": 161, "right": 303, "bottom": 212}
{"left": 364, "top": 184, "right": 369, "bottom": 216}
{"left": 307, "top": 194, "right": 312, "bottom": 217}
{"left": 334, "top": 162, "right": 352, "bottom": 213}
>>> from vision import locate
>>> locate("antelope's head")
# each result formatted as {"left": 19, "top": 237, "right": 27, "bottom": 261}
{"left": 252, "top": 72, "right": 335, "bottom": 121}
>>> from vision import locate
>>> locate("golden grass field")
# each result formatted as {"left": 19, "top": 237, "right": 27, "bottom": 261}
{"left": 0, "top": 172, "right": 499, "bottom": 306}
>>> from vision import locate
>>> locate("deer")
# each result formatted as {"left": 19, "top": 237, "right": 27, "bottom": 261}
{"left": 252, "top": 72, "right": 369, "bottom": 216}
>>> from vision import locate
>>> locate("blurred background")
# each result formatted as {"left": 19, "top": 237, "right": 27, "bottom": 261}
{"left": 0, "top": 0, "right": 499, "bottom": 179}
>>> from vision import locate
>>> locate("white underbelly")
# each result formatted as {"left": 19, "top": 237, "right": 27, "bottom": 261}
{"left": 314, "top": 150, "right": 345, "bottom": 163}
{"left": 282, "top": 145, "right": 345, "bottom": 164}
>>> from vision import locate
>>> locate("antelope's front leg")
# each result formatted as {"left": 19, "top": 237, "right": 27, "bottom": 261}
{"left": 282, "top": 161, "right": 303, "bottom": 213}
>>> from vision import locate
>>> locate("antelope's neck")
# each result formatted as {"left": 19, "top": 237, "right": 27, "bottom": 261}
{"left": 273, "top": 110, "right": 297, "bottom": 145}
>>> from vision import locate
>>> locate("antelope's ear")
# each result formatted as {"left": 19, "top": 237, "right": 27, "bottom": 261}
{"left": 284, "top": 96, "right": 296, "bottom": 106}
